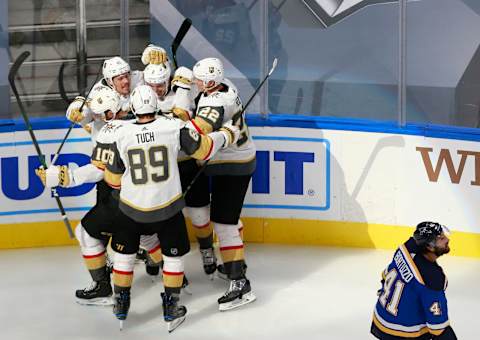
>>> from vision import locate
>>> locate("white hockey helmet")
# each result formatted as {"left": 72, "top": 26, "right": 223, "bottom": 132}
{"left": 102, "top": 56, "right": 131, "bottom": 85}
{"left": 130, "top": 85, "right": 158, "bottom": 116}
{"left": 89, "top": 86, "right": 121, "bottom": 121}
{"left": 193, "top": 57, "right": 224, "bottom": 90}
{"left": 143, "top": 63, "right": 171, "bottom": 85}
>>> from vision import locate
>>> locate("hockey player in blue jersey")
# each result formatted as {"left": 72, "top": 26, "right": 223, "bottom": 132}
{"left": 371, "top": 221, "right": 457, "bottom": 339}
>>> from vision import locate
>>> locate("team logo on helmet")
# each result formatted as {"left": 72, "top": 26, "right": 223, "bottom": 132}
{"left": 209, "top": 66, "right": 215, "bottom": 73}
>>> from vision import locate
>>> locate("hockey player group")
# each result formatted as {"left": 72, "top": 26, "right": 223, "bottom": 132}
{"left": 35, "top": 45, "right": 458, "bottom": 339}
{"left": 35, "top": 44, "right": 255, "bottom": 332}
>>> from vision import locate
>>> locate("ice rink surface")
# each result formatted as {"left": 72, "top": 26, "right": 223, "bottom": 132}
{"left": 0, "top": 243, "right": 478, "bottom": 340}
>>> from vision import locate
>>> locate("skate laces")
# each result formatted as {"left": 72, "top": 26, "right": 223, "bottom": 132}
{"left": 83, "top": 281, "right": 98, "bottom": 293}
{"left": 223, "top": 278, "right": 246, "bottom": 296}
{"left": 200, "top": 248, "right": 216, "bottom": 265}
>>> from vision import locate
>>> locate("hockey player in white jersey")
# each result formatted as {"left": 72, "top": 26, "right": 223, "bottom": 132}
{"left": 186, "top": 57, "right": 256, "bottom": 311}
{"left": 65, "top": 44, "right": 168, "bottom": 135}
{"left": 36, "top": 87, "right": 133, "bottom": 305}
{"left": 143, "top": 62, "right": 196, "bottom": 119}
{"left": 104, "top": 85, "right": 239, "bottom": 331}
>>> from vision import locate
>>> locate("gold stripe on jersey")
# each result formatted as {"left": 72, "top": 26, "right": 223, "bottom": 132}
{"left": 172, "top": 107, "right": 190, "bottom": 121}
{"left": 399, "top": 244, "right": 425, "bottom": 285}
{"left": 178, "top": 155, "right": 192, "bottom": 162}
{"left": 113, "top": 270, "right": 133, "bottom": 288}
{"left": 192, "top": 222, "right": 213, "bottom": 239}
{"left": 91, "top": 159, "right": 105, "bottom": 170}
{"left": 104, "top": 169, "right": 122, "bottom": 188}
{"left": 163, "top": 271, "right": 184, "bottom": 288}
{"left": 192, "top": 116, "right": 213, "bottom": 134}
{"left": 220, "top": 246, "right": 245, "bottom": 263}
{"left": 191, "top": 136, "right": 213, "bottom": 160}
{"left": 207, "top": 154, "right": 256, "bottom": 165}
{"left": 83, "top": 253, "right": 106, "bottom": 270}
{"left": 120, "top": 193, "right": 182, "bottom": 212}
{"left": 372, "top": 313, "right": 437, "bottom": 338}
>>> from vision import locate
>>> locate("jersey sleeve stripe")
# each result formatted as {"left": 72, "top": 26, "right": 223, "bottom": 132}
{"left": 91, "top": 160, "right": 106, "bottom": 170}
{"left": 189, "top": 118, "right": 204, "bottom": 134}
{"left": 190, "top": 135, "right": 213, "bottom": 160}
{"left": 192, "top": 117, "right": 213, "bottom": 134}
{"left": 104, "top": 169, "right": 122, "bottom": 188}
{"left": 399, "top": 244, "right": 425, "bottom": 285}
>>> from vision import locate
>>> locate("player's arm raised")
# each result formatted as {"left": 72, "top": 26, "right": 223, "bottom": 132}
{"left": 180, "top": 120, "right": 239, "bottom": 161}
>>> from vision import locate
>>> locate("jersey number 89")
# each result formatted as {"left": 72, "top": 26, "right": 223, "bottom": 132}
{"left": 127, "top": 146, "right": 169, "bottom": 185}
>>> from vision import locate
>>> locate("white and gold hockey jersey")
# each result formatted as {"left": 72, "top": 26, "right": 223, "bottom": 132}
{"left": 104, "top": 115, "right": 228, "bottom": 223}
{"left": 73, "top": 71, "right": 144, "bottom": 136}
{"left": 192, "top": 78, "right": 256, "bottom": 175}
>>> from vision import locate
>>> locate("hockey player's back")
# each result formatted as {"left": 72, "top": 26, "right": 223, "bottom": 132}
{"left": 371, "top": 222, "right": 457, "bottom": 340}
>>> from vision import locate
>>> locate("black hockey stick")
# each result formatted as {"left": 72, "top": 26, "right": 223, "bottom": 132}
{"left": 51, "top": 64, "right": 103, "bottom": 165}
{"left": 58, "top": 62, "right": 70, "bottom": 105}
{"left": 183, "top": 58, "right": 279, "bottom": 196}
{"left": 171, "top": 18, "right": 192, "bottom": 70}
{"left": 9, "top": 51, "right": 74, "bottom": 239}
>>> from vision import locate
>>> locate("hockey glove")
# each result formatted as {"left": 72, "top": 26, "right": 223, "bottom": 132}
{"left": 66, "top": 96, "right": 86, "bottom": 123}
{"left": 35, "top": 165, "right": 71, "bottom": 188}
{"left": 141, "top": 44, "right": 168, "bottom": 65}
{"left": 172, "top": 66, "right": 193, "bottom": 90}
{"left": 219, "top": 120, "right": 240, "bottom": 149}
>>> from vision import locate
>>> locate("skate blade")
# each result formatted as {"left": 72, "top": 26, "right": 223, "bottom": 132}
{"left": 167, "top": 316, "right": 186, "bottom": 333}
{"left": 208, "top": 273, "right": 215, "bottom": 281}
{"left": 219, "top": 292, "right": 256, "bottom": 311}
{"left": 76, "top": 296, "right": 114, "bottom": 306}
{"left": 119, "top": 320, "right": 124, "bottom": 331}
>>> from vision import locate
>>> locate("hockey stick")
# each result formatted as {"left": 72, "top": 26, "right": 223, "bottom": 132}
{"left": 171, "top": 18, "right": 192, "bottom": 70}
{"left": 183, "top": 58, "right": 278, "bottom": 196}
{"left": 9, "top": 51, "right": 74, "bottom": 238}
{"left": 58, "top": 62, "right": 70, "bottom": 105}
{"left": 51, "top": 63, "right": 103, "bottom": 165}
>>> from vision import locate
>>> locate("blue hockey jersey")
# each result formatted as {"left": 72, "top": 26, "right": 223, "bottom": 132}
{"left": 372, "top": 238, "right": 451, "bottom": 339}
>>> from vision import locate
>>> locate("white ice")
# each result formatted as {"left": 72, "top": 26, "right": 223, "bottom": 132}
{"left": 0, "top": 244, "right": 477, "bottom": 339}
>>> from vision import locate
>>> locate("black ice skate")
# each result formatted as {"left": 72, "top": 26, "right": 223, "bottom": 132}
{"left": 113, "top": 290, "right": 131, "bottom": 330}
{"left": 161, "top": 292, "right": 187, "bottom": 333}
{"left": 75, "top": 280, "right": 113, "bottom": 306}
{"left": 199, "top": 247, "right": 217, "bottom": 279}
{"left": 218, "top": 278, "right": 256, "bottom": 311}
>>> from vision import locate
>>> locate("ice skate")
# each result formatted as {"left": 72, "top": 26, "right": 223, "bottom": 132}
{"left": 218, "top": 278, "right": 256, "bottom": 311}
{"left": 161, "top": 292, "right": 187, "bottom": 333}
{"left": 199, "top": 247, "right": 217, "bottom": 279}
{"left": 113, "top": 290, "right": 131, "bottom": 330}
{"left": 75, "top": 280, "right": 113, "bottom": 306}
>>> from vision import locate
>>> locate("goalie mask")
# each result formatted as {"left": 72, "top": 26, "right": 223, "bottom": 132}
{"left": 144, "top": 63, "right": 171, "bottom": 98}
{"left": 193, "top": 57, "right": 224, "bottom": 91}
{"left": 89, "top": 86, "right": 122, "bottom": 122}
{"left": 130, "top": 85, "right": 158, "bottom": 117}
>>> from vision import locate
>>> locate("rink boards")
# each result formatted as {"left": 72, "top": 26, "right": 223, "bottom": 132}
{"left": 1, "top": 115, "right": 479, "bottom": 257}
